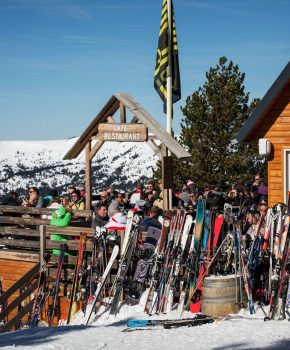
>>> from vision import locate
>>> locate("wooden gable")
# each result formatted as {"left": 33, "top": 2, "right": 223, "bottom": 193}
{"left": 63, "top": 93, "right": 191, "bottom": 209}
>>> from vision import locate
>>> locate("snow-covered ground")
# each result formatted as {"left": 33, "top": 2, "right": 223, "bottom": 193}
{"left": 0, "top": 301, "right": 289, "bottom": 350}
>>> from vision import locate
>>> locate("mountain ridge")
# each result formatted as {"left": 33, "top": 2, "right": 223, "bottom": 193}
{"left": 0, "top": 138, "right": 158, "bottom": 197}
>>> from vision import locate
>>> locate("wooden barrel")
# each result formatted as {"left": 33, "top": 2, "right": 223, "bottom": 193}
{"left": 201, "top": 274, "right": 243, "bottom": 317}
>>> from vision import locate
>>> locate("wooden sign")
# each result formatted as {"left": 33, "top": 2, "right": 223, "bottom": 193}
{"left": 98, "top": 123, "right": 148, "bottom": 142}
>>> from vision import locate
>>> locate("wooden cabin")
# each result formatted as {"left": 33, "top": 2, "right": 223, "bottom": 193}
{"left": 236, "top": 61, "right": 290, "bottom": 206}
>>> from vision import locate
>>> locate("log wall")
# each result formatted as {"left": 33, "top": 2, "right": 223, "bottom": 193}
{"left": 247, "top": 83, "right": 290, "bottom": 206}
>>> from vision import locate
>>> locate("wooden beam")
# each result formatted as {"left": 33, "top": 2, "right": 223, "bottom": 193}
{"left": 0, "top": 299, "right": 35, "bottom": 333}
{"left": 63, "top": 96, "right": 120, "bottom": 160}
{"left": 0, "top": 226, "right": 40, "bottom": 237}
{"left": 120, "top": 102, "right": 126, "bottom": 123}
{"left": 0, "top": 263, "right": 39, "bottom": 305}
{"left": 0, "top": 238, "right": 40, "bottom": 249}
{"left": 0, "top": 250, "right": 39, "bottom": 263}
{"left": 0, "top": 280, "right": 38, "bottom": 321}
{"left": 89, "top": 116, "right": 118, "bottom": 160}
{"left": 107, "top": 116, "right": 116, "bottom": 123}
{"left": 147, "top": 140, "right": 162, "bottom": 160}
{"left": 0, "top": 216, "right": 49, "bottom": 226}
{"left": 130, "top": 115, "right": 138, "bottom": 123}
{"left": 0, "top": 205, "right": 93, "bottom": 219}
{"left": 46, "top": 240, "right": 93, "bottom": 251}
{"left": 39, "top": 225, "right": 46, "bottom": 263}
{"left": 89, "top": 140, "right": 104, "bottom": 160}
{"left": 114, "top": 93, "right": 191, "bottom": 159}
{"left": 46, "top": 226, "right": 94, "bottom": 236}
{"left": 85, "top": 142, "right": 92, "bottom": 210}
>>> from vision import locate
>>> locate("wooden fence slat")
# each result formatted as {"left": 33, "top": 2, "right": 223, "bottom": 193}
{"left": 46, "top": 240, "right": 93, "bottom": 251}
{"left": 0, "top": 299, "right": 35, "bottom": 333}
{"left": 0, "top": 280, "right": 38, "bottom": 320}
{"left": 0, "top": 205, "right": 92, "bottom": 219}
{"left": 0, "top": 216, "right": 48, "bottom": 226}
{"left": 0, "top": 264, "right": 39, "bottom": 305}
{"left": 0, "top": 226, "right": 40, "bottom": 237}
{"left": 46, "top": 226, "right": 94, "bottom": 236}
{"left": 0, "top": 239, "right": 39, "bottom": 250}
{"left": 0, "top": 250, "right": 39, "bottom": 263}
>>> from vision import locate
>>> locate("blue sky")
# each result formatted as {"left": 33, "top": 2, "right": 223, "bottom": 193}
{"left": 0, "top": 0, "right": 289, "bottom": 141}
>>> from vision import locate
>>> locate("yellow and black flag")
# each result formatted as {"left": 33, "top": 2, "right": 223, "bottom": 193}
{"left": 154, "top": 0, "right": 181, "bottom": 114}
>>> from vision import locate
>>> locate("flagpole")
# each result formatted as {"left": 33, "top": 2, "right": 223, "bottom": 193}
{"left": 166, "top": 0, "right": 173, "bottom": 210}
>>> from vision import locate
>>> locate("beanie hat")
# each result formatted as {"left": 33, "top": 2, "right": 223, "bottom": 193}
{"left": 105, "top": 213, "right": 127, "bottom": 231}
{"left": 187, "top": 180, "right": 194, "bottom": 187}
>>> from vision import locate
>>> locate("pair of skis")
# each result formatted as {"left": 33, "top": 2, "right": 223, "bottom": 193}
{"left": 85, "top": 210, "right": 140, "bottom": 323}
{"left": 30, "top": 253, "right": 51, "bottom": 328}
{"left": 123, "top": 314, "right": 214, "bottom": 332}
{"left": 48, "top": 243, "right": 68, "bottom": 326}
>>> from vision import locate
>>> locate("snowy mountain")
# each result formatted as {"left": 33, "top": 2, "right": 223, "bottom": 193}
{"left": 0, "top": 138, "right": 158, "bottom": 197}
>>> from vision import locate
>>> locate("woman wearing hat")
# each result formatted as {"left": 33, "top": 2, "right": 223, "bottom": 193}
{"left": 70, "top": 190, "right": 85, "bottom": 210}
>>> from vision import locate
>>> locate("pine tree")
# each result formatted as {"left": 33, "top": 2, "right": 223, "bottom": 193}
{"left": 173, "top": 57, "right": 265, "bottom": 188}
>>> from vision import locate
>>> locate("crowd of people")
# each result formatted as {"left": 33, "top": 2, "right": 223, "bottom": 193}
{"left": 0, "top": 174, "right": 268, "bottom": 233}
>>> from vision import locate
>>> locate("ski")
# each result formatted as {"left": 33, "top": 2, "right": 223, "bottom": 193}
{"left": 48, "top": 243, "right": 68, "bottom": 326}
{"left": 144, "top": 213, "right": 171, "bottom": 314}
{"left": 84, "top": 244, "right": 119, "bottom": 325}
{"left": 127, "top": 217, "right": 162, "bottom": 305}
{"left": 124, "top": 314, "right": 214, "bottom": 331}
{"left": 109, "top": 213, "right": 141, "bottom": 315}
{"left": 30, "top": 252, "right": 51, "bottom": 328}
{"left": 67, "top": 233, "right": 87, "bottom": 324}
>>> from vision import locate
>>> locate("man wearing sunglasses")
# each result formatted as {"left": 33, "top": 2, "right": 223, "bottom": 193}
{"left": 108, "top": 192, "right": 124, "bottom": 217}
{"left": 22, "top": 187, "right": 43, "bottom": 208}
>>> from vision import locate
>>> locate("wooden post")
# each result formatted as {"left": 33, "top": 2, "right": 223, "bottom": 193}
{"left": 85, "top": 142, "right": 92, "bottom": 210}
{"left": 39, "top": 225, "right": 46, "bottom": 265}
{"left": 120, "top": 102, "right": 126, "bottom": 123}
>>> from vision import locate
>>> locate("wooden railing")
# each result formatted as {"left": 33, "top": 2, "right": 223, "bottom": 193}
{"left": 0, "top": 205, "right": 95, "bottom": 331}
{"left": 0, "top": 205, "right": 94, "bottom": 263}
{"left": 0, "top": 263, "right": 40, "bottom": 333}
{"left": 0, "top": 205, "right": 92, "bottom": 219}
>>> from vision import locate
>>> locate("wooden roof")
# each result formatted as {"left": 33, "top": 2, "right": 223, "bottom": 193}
{"left": 63, "top": 93, "right": 191, "bottom": 160}
{"left": 236, "top": 61, "right": 290, "bottom": 143}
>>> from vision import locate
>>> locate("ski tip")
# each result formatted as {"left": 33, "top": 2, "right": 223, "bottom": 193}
{"left": 127, "top": 320, "right": 148, "bottom": 328}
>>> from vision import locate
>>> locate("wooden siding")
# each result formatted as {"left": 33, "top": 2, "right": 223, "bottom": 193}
{"left": 0, "top": 259, "right": 37, "bottom": 324}
{"left": 247, "top": 84, "right": 290, "bottom": 206}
